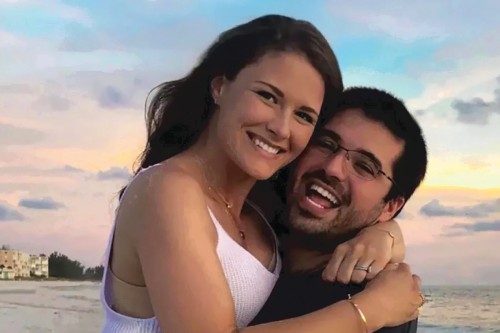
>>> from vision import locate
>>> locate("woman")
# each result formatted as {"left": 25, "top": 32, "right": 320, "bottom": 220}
{"left": 100, "top": 14, "right": 422, "bottom": 333}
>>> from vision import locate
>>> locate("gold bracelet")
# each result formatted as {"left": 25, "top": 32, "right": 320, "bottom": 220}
{"left": 348, "top": 300, "right": 369, "bottom": 333}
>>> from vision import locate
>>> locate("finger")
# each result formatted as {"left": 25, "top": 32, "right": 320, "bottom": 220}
{"left": 412, "top": 274, "right": 422, "bottom": 289}
{"left": 336, "top": 251, "right": 361, "bottom": 284}
{"left": 409, "top": 309, "right": 420, "bottom": 321}
{"left": 322, "top": 245, "right": 348, "bottom": 282}
{"left": 350, "top": 259, "right": 375, "bottom": 284}
{"left": 382, "top": 262, "right": 399, "bottom": 271}
{"left": 396, "top": 262, "right": 411, "bottom": 273}
{"left": 364, "top": 260, "right": 384, "bottom": 280}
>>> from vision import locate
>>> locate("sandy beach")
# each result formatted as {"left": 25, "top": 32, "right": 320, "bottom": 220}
{"left": 1, "top": 281, "right": 498, "bottom": 332}
{"left": 0, "top": 280, "right": 103, "bottom": 333}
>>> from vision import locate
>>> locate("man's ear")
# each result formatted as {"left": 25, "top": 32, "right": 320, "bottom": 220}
{"left": 378, "top": 196, "right": 405, "bottom": 222}
{"left": 210, "top": 75, "right": 226, "bottom": 103}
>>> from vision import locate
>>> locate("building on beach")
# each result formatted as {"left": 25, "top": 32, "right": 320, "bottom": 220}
{"left": 0, "top": 249, "right": 49, "bottom": 279}
{"left": 30, "top": 254, "right": 49, "bottom": 277}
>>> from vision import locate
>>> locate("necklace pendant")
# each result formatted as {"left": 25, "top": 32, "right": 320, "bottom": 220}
{"left": 239, "top": 230, "right": 245, "bottom": 240}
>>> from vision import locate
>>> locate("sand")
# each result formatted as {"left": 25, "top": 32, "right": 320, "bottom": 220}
{"left": 0, "top": 280, "right": 103, "bottom": 333}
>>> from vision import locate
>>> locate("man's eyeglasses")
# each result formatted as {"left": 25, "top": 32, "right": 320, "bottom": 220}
{"left": 311, "top": 136, "right": 398, "bottom": 189}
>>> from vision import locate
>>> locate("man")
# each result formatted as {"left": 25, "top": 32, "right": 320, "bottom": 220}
{"left": 249, "top": 87, "right": 428, "bottom": 332}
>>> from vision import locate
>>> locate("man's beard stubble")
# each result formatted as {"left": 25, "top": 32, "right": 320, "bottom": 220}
{"left": 286, "top": 199, "right": 385, "bottom": 253}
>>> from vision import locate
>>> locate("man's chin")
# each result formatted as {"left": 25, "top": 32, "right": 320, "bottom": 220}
{"left": 288, "top": 212, "right": 333, "bottom": 236}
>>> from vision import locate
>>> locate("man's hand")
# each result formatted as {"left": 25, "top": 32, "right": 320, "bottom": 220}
{"left": 321, "top": 221, "right": 405, "bottom": 284}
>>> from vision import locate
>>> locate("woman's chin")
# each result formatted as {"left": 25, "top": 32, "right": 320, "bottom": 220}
{"left": 245, "top": 166, "right": 280, "bottom": 181}
{"left": 237, "top": 156, "right": 289, "bottom": 181}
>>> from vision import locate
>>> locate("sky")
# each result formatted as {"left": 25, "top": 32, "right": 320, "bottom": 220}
{"left": 0, "top": 0, "right": 499, "bottom": 285}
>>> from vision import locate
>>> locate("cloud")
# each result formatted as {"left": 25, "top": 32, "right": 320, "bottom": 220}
{"left": 97, "top": 167, "right": 132, "bottom": 181}
{"left": 44, "top": 2, "right": 92, "bottom": 27}
{"left": 63, "top": 70, "right": 158, "bottom": 111}
{"left": 0, "top": 30, "right": 29, "bottom": 48}
{"left": 420, "top": 198, "right": 500, "bottom": 218}
{"left": 0, "top": 0, "right": 91, "bottom": 26}
{"left": 97, "top": 86, "right": 130, "bottom": 109}
{"left": 0, "top": 165, "right": 87, "bottom": 178}
{"left": 58, "top": 13, "right": 215, "bottom": 53}
{"left": 461, "top": 156, "right": 491, "bottom": 170}
{"left": 448, "top": 220, "right": 500, "bottom": 234}
{"left": 0, "top": 202, "right": 24, "bottom": 221}
{"left": 451, "top": 76, "right": 500, "bottom": 125}
{"left": 326, "top": 0, "right": 499, "bottom": 41}
{"left": 62, "top": 165, "right": 85, "bottom": 173}
{"left": 0, "top": 123, "right": 45, "bottom": 145}
{"left": 18, "top": 197, "right": 65, "bottom": 210}
{"left": 34, "top": 94, "right": 72, "bottom": 112}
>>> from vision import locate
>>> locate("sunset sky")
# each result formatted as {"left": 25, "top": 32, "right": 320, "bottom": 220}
{"left": 1, "top": 0, "right": 499, "bottom": 285}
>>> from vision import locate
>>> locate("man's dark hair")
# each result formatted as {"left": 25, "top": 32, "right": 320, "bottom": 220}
{"left": 324, "top": 87, "right": 428, "bottom": 217}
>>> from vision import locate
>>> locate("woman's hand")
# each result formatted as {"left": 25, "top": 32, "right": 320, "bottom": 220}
{"left": 322, "top": 220, "right": 405, "bottom": 284}
{"left": 351, "top": 263, "right": 423, "bottom": 330}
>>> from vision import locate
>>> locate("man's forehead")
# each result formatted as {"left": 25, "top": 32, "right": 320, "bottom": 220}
{"left": 323, "top": 108, "right": 364, "bottom": 132}
{"left": 321, "top": 108, "right": 385, "bottom": 141}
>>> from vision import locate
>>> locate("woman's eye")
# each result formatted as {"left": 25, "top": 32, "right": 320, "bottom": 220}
{"left": 256, "top": 90, "right": 278, "bottom": 104}
{"left": 295, "top": 111, "right": 315, "bottom": 124}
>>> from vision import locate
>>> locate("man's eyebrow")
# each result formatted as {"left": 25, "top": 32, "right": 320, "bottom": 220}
{"left": 316, "top": 128, "right": 340, "bottom": 141}
{"left": 255, "top": 80, "right": 319, "bottom": 115}
{"left": 317, "top": 128, "right": 382, "bottom": 167}
{"left": 357, "top": 149, "right": 382, "bottom": 168}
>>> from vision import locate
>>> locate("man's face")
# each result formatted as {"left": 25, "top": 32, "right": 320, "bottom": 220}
{"left": 287, "top": 108, "right": 405, "bottom": 237}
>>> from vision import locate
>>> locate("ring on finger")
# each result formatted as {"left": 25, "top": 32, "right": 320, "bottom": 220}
{"left": 354, "top": 264, "right": 372, "bottom": 273}
{"left": 418, "top": 293, "right": 426, "bottom": 308}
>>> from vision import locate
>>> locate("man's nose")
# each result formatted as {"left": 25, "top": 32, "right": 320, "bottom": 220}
{"left": 323, "top": 151, "right": 348, "bottom": 181}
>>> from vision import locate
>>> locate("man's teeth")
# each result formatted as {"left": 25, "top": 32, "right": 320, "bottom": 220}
{"left": 253, "top": 138, "right": 279, "bottom": 154}
{"left": 310, "top": 184, "right": 339, "bottom": 205}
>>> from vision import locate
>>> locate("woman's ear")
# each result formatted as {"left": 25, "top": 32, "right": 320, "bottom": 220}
{"left": 210, "top": 75, "right": 226, "bottom": 104}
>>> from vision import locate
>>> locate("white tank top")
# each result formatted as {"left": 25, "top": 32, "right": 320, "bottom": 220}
{"left": 100, "top": 166, "right": 281, "bottom": 332}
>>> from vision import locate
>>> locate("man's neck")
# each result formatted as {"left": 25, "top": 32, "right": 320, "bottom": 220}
{"left": 282, "top": 230, "right": 359, "bottom": 274}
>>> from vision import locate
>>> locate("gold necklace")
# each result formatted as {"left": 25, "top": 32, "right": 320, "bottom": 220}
{"left": 207, "top": 185, "right": 246, "bottom": 241}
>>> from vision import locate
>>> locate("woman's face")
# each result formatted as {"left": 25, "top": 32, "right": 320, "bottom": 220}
{"left": 211, "top": 51, "right": 325, "bottom": 180}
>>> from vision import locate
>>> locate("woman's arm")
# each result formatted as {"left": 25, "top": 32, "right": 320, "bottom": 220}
{"left": 129, "top": 168, "right": 416, "bottom": 333}
{"left": 322, "top": 220, "right": 406, "bottom": 283}
{"left": 367, "top": 219, "right": 406, "bottom": 263}
{"left": 133, "top": 168, "right": 237, "bottom": 332}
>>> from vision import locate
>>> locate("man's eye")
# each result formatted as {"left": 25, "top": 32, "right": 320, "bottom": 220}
{"left": 314, "top": 137, "right": 337, "bottom": 150}
{"left": 355, "top": 161, "right": 376, "bottom": 176}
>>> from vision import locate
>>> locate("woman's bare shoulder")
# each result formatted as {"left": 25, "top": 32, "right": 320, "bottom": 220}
{"left": 116, "top": 161, "right": 211, "bottom": 241}
{"left": 129, "top": 161, "right": 202, "bottom": 196}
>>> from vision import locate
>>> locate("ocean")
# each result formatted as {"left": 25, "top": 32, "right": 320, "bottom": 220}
{"left": 419, "top": 285, "right": 500, "bottom": 333}
{"left": 0, "top": 281, "right": 499, "bottom": 332}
